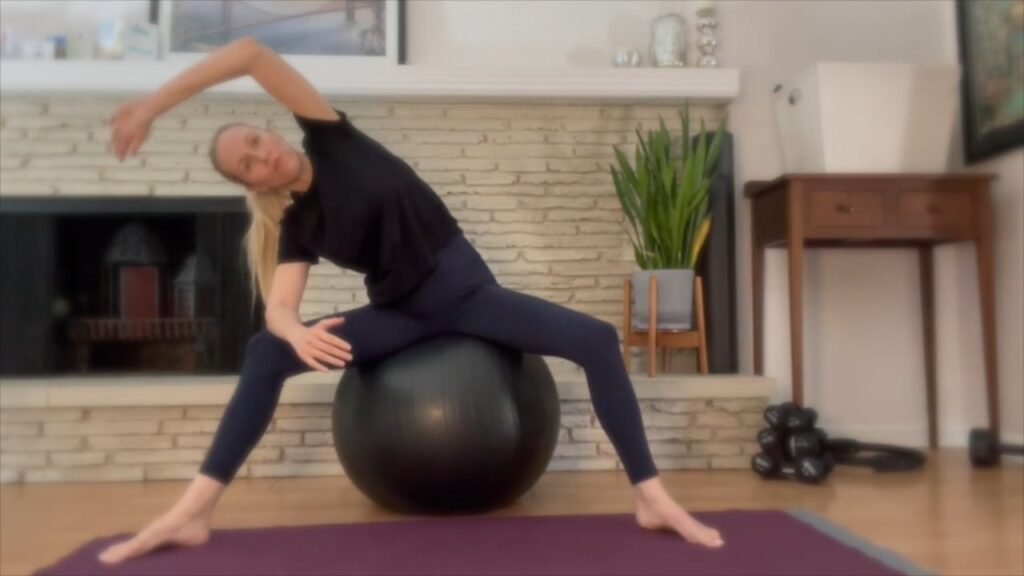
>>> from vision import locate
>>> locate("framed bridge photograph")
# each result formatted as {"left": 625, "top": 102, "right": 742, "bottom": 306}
{"left": 156, "top": 0, "right": 406, "bottom": 67}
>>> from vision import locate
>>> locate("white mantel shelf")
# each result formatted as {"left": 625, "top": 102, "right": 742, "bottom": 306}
{"left": 0, "top": 60, "right": 740, "bottom": 104}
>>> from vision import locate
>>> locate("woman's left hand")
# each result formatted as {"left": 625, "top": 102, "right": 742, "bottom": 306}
{"left": 107, "top": 96, "right": 154, "bottom": 161}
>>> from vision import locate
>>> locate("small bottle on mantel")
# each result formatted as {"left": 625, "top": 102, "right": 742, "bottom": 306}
{"left": 52, "top": 35, "right": 67, "bottom": 60}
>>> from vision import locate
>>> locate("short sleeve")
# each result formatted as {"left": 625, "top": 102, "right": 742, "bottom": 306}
{"left": 293, "top": 107, "right": 347, "bottom": 128}
{"left": 277, "top": 225, "right": 319, "bottom": 265}
{"left": 293, "top": 108, "right": 349, "bottom": 152}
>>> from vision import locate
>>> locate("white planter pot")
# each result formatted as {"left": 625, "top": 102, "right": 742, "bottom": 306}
{"left": 630, "top": 268, "right": 694, "bottom": 331}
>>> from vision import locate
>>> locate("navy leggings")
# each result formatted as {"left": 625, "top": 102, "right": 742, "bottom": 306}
{"left": 199, "top": 233, "right": 659, "bottom": 486}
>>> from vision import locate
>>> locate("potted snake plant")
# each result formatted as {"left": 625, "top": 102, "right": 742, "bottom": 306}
{"left": 610, "top": 102, "right": 727, "bottom": 331}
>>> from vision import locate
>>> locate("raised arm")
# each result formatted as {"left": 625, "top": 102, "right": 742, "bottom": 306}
{"left": 141, "top": 36, "right": 260, "bottom": 120}
{"left": 247, "top": 41, "right": 338, "bottom": 121}
{"left": 109, "top": 36, "right": 336, "bottom": 160}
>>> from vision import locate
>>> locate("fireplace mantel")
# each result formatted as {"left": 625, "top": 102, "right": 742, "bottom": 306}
{"left": 0, "top": 60, "right": 739, "bottom": 104}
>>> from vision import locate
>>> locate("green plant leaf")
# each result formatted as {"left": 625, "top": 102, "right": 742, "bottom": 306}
{"left": 610, "top": 106, "right": 723, "bottom": 270}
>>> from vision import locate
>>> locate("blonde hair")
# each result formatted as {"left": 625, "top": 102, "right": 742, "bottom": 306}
{"left": 208, "top": 123, "right": 290, "bottom": 312}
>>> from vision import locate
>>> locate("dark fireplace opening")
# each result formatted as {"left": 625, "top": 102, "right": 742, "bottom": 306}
{"left": 0, "top": 196, "right": 264, "bottom": 376}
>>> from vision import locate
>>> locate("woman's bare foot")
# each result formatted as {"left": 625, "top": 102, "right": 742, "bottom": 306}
{"left": 97, "top": 508, "right": 211, "bottom": 565}
{"left": 634, "top": 489, "right": 725, "bottom": 548}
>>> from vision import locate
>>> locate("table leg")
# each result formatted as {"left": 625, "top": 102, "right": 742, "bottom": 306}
{"left": 787, "top": 190, "right": 805, "bottom": 407}
{"left": 919, "top": 246, "right": 938, "bottom": 449}
{"left": 976, "top": 191, "right": 1001, "bottom": 441}
{"left": 752, "top": 207, "right": 765, "bottom": 375}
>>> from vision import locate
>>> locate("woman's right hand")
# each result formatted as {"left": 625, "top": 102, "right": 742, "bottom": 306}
{"left": 290, "top": 317, "right": 354, "bottom": 372}
{"left": 107, "top": 96, "right": 155, "bottom": 161}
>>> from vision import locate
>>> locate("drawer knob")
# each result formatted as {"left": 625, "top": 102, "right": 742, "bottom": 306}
{"left": 835, "top": 202, "right": 855, "bottom": 214}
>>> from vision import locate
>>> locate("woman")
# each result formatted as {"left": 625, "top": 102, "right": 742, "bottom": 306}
{"left": 98, "top": 37, "right": 725, "bottom": 565}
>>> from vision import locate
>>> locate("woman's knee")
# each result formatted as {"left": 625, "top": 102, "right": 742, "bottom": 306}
{"left": 587, "top": 319, "right": 621, "bottom": 349}
{"left": 566, "top": 318, "right": 620, "bottom": 360}
{"left": 244, "top": 329, "right": 294, "bottom": 364}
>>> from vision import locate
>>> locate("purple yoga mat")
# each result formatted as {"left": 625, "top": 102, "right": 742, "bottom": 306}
{"left": 34, "top": 509, "right": 926, "bottom": 576}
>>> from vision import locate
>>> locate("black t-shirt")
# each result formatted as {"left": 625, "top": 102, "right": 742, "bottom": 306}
{"left": 277, "top": 107, "right": 463, "bottom": 305}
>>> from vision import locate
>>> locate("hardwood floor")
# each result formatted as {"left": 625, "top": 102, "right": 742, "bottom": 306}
{"left": 1, "top": 448, "right": 1021, "bottom": 575}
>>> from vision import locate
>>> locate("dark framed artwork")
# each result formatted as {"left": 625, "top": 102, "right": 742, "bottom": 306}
{"left": 150, "top": 0, "right": 406, "bottom": 65}
{"left": 955, "top": 0, "right": 1024, "bottom": 164}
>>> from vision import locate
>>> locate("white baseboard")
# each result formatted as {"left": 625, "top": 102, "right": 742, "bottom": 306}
{"left": 819, "top": 424, "right": 1024, "bottom": 448}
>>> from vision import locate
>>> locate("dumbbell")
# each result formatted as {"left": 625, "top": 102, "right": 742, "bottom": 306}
{"left": 757, "top": 427, "right": 787, "bottom": 461}
{"left": 763, "top": 401, "right": 797, "bottom": 431}
{"left": 785, "top": 428, "right": 827, "bottom": 459}
{"left": 761, "top": 426, "right": 825, "bottom": 462}
{"left": 969, "top": 428, "right": 1024, "bottom": 467}
{"left": 785, "top": 429, "right": 835, "bottom": 474}
{"left": 763, "top": 402, "right": 818, "bottom": 432}
{"left": 786, "top": 406, "right": 818, "bottom": 433}
{"left": 754, "top": 428, "right": 834, "bottom": 482}
{"left": 751, "top": 451, "right": 829, "bottom": 484}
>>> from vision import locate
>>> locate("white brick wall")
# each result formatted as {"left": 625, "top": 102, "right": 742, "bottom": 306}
{"left": 0, "top": 397, "right": 766, "bottom": 483}
{"left": 0, "top": 96, "right": 726, "bottom": 329}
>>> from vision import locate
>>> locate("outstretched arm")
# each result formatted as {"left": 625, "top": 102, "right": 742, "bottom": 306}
{"left": 140, "top": 36, "right": 261, "bottom": 121}
{"left": 109, "top": 36, "right": 336, "bottom": 160}
{"left": 248, "top": 40, "right": 338, "bottom": 121}
{"left": 109, "top": 36, "right": 258, "bottom": 159}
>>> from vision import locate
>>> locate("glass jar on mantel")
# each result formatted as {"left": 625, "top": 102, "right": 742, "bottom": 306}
{"left": 650, "top": 12, "right": 687, "bottom": 67}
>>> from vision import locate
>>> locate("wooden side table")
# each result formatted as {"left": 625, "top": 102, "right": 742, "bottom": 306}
{"left": 745, "top": 174, "right": 999, "bottom": 448}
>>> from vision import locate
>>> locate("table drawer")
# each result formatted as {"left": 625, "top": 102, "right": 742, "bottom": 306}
{"left": 807, "top": 189, "right": 886, "bottom": 228}
{"left": 898, "top": 190, "right": 974, "bottom": 229}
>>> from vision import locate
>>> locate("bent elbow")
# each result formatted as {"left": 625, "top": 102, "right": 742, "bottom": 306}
{"left": 237, "top": 36, "right": 267, "bottom": 62}
{"left": 237, "top": 35, "right": 261, "bottom": 49}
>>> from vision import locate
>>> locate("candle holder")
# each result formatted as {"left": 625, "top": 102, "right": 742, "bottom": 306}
{"left": 696, "top": 6, "right": 719, "bottom": 68}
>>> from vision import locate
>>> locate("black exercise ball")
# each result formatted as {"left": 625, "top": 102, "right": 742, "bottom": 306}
{"left": 331, "top": 334, "right": 561, "bottom": 515}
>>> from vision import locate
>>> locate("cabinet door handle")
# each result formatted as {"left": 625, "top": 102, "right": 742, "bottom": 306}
{"left": 835, "top": 202, "right": 855, "bottom": 214}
